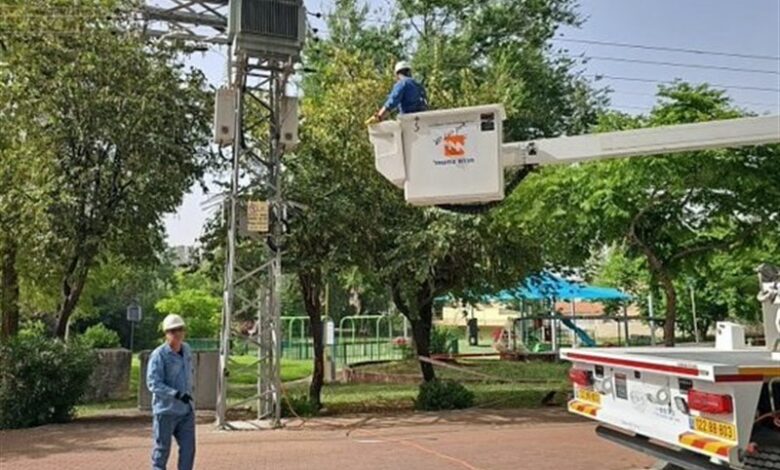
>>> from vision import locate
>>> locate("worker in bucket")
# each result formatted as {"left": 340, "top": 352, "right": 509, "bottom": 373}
{"left": 369, "top": 61, "right": 428, "bottom": 123}
{"left": 147, "top": 314, "right": 195, "bottom": 470}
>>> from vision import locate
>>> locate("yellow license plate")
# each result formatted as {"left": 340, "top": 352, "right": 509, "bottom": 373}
{"left": 577, "top": 389, "right": 601, "bottom": 405}
{"left": 693, "top": 416, "right": 737, "bottom": 442}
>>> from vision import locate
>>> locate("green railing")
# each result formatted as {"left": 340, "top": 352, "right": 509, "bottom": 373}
{"left": 192, "top": 315, "right": 411, "bottom": 365}
{"left": 337, "top": 338, "right": 407, "bottom": 365}
{"left": 188, "top": 338, "right": 220, "bottom": 351}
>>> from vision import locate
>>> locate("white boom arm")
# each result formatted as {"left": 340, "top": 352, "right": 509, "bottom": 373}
{"left": 501, "top": 115, "right": 780, "bottom": 168}
{"left": 368, "top": 108, "right": 780, "bottom": 206}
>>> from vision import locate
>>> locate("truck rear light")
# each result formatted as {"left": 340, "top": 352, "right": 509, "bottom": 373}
{"left": 688, "top": 389, "right": 733, "bottom": 414}
{"left": 569, "top": 368, "right": 593, "bottom": 387}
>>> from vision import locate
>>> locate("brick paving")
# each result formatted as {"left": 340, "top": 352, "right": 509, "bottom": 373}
{"left": 0, "top": 409, "right": 653, "bottom": 470}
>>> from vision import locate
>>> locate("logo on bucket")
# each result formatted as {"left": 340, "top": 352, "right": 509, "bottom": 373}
{"left": 443, "top": 134, "right": 466, "bottom": 157}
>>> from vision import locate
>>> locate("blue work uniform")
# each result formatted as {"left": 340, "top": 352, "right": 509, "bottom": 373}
{"left": 384, "top": 76, "right": 428, "bottom": 115}
{"left": 147, "top": 342, "right": 195, "bottom": 470}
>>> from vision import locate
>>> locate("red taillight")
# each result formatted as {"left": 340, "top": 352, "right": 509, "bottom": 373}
{"left": 568, "top": 368, "right": 593, "bottom": 387}
{"left": 688, "top": 389, "right": 733, "bottom": 414}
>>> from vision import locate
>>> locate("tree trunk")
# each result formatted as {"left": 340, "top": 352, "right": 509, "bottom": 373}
{"left": 299, "top": 269, "right": 324, "bottom": 409}
{"left": 55, "top": 262, "right": 90, "bottom": 338}
{"left": 658, "top": 271, "right": 677, "bottom": 347}
{"left": 0, "top": 239, "right": 20, "bottom": 340}
{"left": 410, "top": 316, "right": 435, "bottom": 382}
{"left": 630, "top": 221, "right": 677, "bottom": 346}
{"left": 392, "top": 282, "right": 436, "bottom": 382}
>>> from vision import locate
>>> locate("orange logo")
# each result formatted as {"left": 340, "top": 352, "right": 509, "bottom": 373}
{"left": 443, "top": 134, "right": 466, "bottom": 157}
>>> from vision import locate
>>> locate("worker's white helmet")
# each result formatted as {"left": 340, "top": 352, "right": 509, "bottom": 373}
{"left": 394, "top": 60, "right": 412, "bottom": 74}
{"left": 162, "top": 314, "right": 186, "bottom": 332}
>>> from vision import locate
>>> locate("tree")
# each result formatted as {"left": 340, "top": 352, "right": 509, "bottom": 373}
{"left": 290, "top": 0, "right": 603, "bottom": 384}
{"left": 69, "top": 252, "right": 177, "bottom": 350}
{"left": 0, "top": 46, "right": 52, "bottom": 339}
{"left": 155, "top": 272, "right": 221, "bottom": 339}
{"left": 500, "top": 83, "right": 780, "bottom": 345}
{"left": 1, "top": 1, "right": 212, "bottom": 337}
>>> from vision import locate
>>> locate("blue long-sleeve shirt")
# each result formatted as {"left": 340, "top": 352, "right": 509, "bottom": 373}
{"left": 384, "top": 77, "right": 428, "bottom": 114}
{"left": 147, "top": 342, "right": 194, "bottom": 416}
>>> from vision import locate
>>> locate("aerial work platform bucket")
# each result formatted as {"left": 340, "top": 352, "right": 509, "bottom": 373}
{"left": 368, "top": 104, "right": 506, "bottom": 206}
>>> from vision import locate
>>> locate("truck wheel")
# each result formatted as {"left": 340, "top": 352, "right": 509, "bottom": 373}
{"left": 652, "top": 462, "right": 685, "bottom": 470}
{"left": 744, "top": 446, "right": 780, "bottom": 469}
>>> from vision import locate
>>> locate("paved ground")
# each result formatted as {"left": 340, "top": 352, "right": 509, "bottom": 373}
{"left": 0, "top": 409, "right": 654, "bottom": 470}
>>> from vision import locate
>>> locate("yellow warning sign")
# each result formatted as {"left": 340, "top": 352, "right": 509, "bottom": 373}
{"left": 247, "top": 201, "right": 269, "bottom": 233}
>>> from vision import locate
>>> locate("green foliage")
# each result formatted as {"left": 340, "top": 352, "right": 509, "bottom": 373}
{"left": 0, "top": 335, "right": 95, "bottom": 429}
{"left": 282, "top": 393, "right": 320, "bottom": 418}
{"left": 0, "top": 0, "right": 213, "bottom": 336}
{"left": 17, "top": 320, "right": 49, "bottom": 340}
{"left": 414, "top": 379, "right": 475, "bottom": 411}
{"left": 500, "top": 83, "right": 780, "bottom": 343}
{"left": 155, "top": 272, "right": 221, "bottom": 338}
{"left": 81, "top": 324, "right": 121, "bottom": 349}
{"left": 70, "top": 253, "right": 177, "bottom": 351}
{"left": 288, "top": 0, "right": 604, "bottom": 381}
{"left": 429, "top": 326, "right": 458, "bottom": 354}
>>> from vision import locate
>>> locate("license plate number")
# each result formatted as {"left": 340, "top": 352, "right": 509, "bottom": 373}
{"left": 577, "top": 389, "right": 601, "bottom": 405}
{"left": 693, "top": 416, "right": 737, "bottom": 442}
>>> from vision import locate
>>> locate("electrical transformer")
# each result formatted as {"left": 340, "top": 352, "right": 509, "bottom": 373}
{"left": 228, "top": 0, "right": 306, "bottom": 60}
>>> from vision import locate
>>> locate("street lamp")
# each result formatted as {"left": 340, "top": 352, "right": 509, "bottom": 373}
{"left": 126, "top": 299, "right": 142, "bottom": 351}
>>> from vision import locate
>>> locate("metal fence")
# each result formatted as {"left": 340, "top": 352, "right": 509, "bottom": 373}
{"left": 190, "top": 314, "right": 411, "bottom": 365}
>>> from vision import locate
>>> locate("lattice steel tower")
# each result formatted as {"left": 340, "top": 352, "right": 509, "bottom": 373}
{"left": 141, "top": 0, "right": 304, "bottom": 428}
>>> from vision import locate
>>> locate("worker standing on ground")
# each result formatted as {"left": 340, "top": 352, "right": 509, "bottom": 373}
{"left": 147, "top": 314, "right": 196, "bottom": 470}
{"left": 373, "top": 61, "right": 428, "bottom": 121}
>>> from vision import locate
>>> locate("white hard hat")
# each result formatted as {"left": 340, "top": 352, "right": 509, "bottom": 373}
{"left": 162, "top": 314, "right": 186, "bottom": 332}
{"left": 394, "top": 60, "right": 412, "bottom": 74}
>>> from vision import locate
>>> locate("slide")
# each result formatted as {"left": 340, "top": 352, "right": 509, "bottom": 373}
{"left": 559, "top": 316, "right": 597, "bottom": 347}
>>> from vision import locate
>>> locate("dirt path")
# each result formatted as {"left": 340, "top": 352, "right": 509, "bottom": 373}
{"left": 0, "top": 408, "right": 654, "bottom": 470}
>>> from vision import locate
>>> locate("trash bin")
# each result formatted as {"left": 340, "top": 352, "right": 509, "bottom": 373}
{"left": 467, "top": 318, "right": 479, "bottom": 346}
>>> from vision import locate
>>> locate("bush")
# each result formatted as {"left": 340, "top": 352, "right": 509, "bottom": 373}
{"left": 429, "top": 326, "right": 458, "bottom": 354}
{"left": 414, "top": 379, "right": 474, "bottom": 411}
{"left": 81, "top": 324, "right": 121, "bottom": 349}
{"left": 0, "top": 335, "right": 96, "bottom": 429}
{"left": 282, "top": 393, "right": 319, "bottom": 418}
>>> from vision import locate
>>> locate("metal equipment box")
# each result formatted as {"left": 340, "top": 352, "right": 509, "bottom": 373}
{"left": 213, "top": 87, "right": 237, "bottom": 147}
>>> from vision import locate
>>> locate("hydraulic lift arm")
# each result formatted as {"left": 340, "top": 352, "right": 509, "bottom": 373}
{"left": 501, "top": 115, "right": 780, "bottom": 169}
{"left": 369, "top": 109, "right": 780, "bottom": 206}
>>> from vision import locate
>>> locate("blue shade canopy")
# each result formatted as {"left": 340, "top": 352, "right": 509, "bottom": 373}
{"left": 490, "top": 273, "right": 631, "bottom": 302}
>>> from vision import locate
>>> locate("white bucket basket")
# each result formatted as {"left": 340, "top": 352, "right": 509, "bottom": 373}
{"left": 369, "top": 121, "right": 405, "bottom": 188}
{"left": 369, "top": 104, "right": 506, "bottom": 205}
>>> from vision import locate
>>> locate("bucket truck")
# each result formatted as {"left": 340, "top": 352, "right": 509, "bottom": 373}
{"left": 367, "top": 105, "right": 780, "bottom": 469}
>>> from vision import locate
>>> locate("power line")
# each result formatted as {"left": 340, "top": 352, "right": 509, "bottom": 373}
{"left": 608, "top": 90, "right": 779, "bottom": 108}
{"left": 553, "top": 37, "right": 780, "bottom": 62}
{"left": 571, "top": 54, "right": 779, "bottom": 75}
{"left": 588, "top": 74, "right": 780, "bottom": 93}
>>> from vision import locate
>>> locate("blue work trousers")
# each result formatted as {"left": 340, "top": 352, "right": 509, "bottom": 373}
{"left": 152, "top": 411, "right": 195, "bottom": 470}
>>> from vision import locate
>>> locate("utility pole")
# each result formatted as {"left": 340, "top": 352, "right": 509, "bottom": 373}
{"left": 140, "top": 0, "right": 302, "bottom": 429}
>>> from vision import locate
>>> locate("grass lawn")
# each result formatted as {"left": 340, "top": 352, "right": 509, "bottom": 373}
{"left": 356, "top": 358, "right": 569, "bottom": 384}
{"left": 280, "top": 359, "right": 570, "bottom": 414}
{"left": 230, "top": 356, "right": 313, "bottom": 384}
{"left": 78, "top": 356, "right": 569, "bottom": 417}
{"left": 78, "top": 354, "right": 312, "bottom": 417}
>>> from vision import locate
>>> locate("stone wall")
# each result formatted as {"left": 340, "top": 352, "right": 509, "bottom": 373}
{"left": 84, "top": 348, "right": 132, "bottom": 402}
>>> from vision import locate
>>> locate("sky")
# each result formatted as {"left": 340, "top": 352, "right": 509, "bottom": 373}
{"left": 162, "top": 0, "right": 780, "bottom": 247}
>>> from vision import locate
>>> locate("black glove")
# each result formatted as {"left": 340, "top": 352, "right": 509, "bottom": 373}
{"left": 175, "top": 392, "right": 192, "bottom": 404}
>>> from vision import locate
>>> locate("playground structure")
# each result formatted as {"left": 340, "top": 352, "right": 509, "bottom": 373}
{"left": 483, "top": 273, "right": 636, "bottom": 354}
